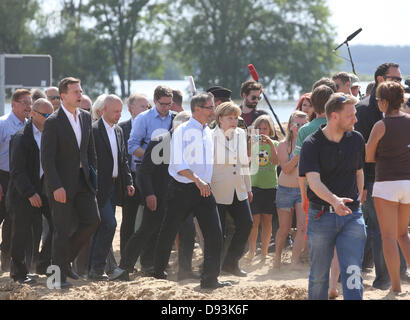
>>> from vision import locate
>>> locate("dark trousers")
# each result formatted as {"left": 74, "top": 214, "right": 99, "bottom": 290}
{"left": 9, "top": 199, "right": 44, "bottom": 280}
{"left": 49, "top": 171, "right": 100, "bottom": 281}
{"left": 178, "top": 213, "right": 196, "bottom": 274}
{"left": 89, "top": 185, "right": 117, "bottom": 274}
{"left": 35, "top": 196, "right": 53, "bottom": 273}
{"left": 0, "top": 170, "right": 11, "bottom": 264}
{"left": 120, "top": 171, "right": 140, "bottom": 257}
{"left": 217, "top": 193, "right": 253, "bottom": 267}
{"left": 154, "top": 179, "right": 223, "bottom": 285}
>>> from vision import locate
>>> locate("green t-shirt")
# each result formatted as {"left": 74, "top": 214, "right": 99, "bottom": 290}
{"left": 251, "top": 140, "right": 279, "bottom": 189}
{"left": 294, "top": 117, "right": 327, "bottom": 156}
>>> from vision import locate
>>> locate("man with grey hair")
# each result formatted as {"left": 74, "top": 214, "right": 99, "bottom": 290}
{"left": 88, "top": 94, "right": 134, "bottom": 281}
{"left": 91, "top": 94, "right": 107, "bottom": 121}
{"left": 332, "top": 72, "right": 352, "bottom": 95}
{"left": 45, "top": 87, "right": 61, "bottom": 111}
{"left": 8, "top": 98, "right": 53, "bottom": 284}
{"left": 152, "top": 92, "right": 231, "bottom": 289}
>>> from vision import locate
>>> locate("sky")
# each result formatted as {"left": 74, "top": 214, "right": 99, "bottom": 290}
{"left": 328, "top": 0, "right": 410, "bottom": 46}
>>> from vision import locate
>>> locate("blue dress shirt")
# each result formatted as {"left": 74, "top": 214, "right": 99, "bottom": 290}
{"left": 0, "top": 111, "right": 27, "bottom": 172}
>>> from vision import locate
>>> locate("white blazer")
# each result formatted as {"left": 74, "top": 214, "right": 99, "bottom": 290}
{"left": 211, "top": 126, "right": 251, "bottom": 205}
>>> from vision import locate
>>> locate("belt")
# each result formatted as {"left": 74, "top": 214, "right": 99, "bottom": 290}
{"left": 310, "top": 202, "right": 360, "bottom": 213}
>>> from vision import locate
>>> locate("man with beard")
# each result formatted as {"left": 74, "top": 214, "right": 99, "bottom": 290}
{"left": 239, "top": 80, "right": 268, "bottom": 127}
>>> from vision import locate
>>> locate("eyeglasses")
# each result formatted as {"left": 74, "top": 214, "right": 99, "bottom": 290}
{"left": 291, "top": 122, "right": 306, "bottom": 128}
{"left": 249, "top": 95, "right": 262, "bottom": 101}
{"left": 383, "top": 76, "right": 402, "bottom": 83}
{"left": 17, "top": 100, "right": 32, "bottom": 107}
{"left": 199, "top": 105, "right": 215, "bottom": 110}
{"left": 47, "top": 95, "right": 60, "bottom": 100}
{"left": 34, "top": 110, "right": 51, "bottom": 118}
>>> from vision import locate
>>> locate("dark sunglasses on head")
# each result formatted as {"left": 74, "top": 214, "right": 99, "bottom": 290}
{"left": 336, "top": 95, "right": 347, "bottom": 103}
{"left": 249, "top": 95, "right": 262, "bottom": 101}
{"left": 34, "top": 109, "right": 51, "bottom": 118}
{"left": 47, "top": 95, "right": 60, "bottom": 100}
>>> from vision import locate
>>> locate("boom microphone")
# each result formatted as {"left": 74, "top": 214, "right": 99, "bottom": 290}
{"left": 334, "top": 28, "right": 362, "bottom": 51}
{"left": 188, "top": 76, "right": 197, "bottom": 95}
{"left": 248, "top": 64, "right": 259, "bottom": 82}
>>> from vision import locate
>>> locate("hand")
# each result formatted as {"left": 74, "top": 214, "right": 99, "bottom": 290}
{"left": 259, "top": 134, "right": 273, "bottom": 145}
{"left": 0, "top": 184, "right": 3, "bottom": 202}
{"left": 360, "top": 189, "right": 367, "bottom": 205}
{"left": 29, "top": 193, "right": 42, "bottom": 208}
{"left": 247, "top": 191, "right": 253, "bottom": 203}
{"left": 194, "top": 178, "right": 211, "bottom": 197}
{"left": 332, "top": 197, "right": 353, "bottom": 216}
{"left": 146, "top": 194, "right": 157, "bottom": 211}
{"left": 127, "top": 185, "right": 135, "bottom": 197}
{"left": 53, "top": 187, "right": 66, "bottom": 204}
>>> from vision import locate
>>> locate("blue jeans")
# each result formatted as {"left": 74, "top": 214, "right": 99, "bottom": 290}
{"left": 364, "top": 182, "right": 408, "bottom": 287}
{"left": 307, "top": 207, "right": 367, "bottom": 300}
{"left": 89, "top": 190, "right": 117, "bottom": 274}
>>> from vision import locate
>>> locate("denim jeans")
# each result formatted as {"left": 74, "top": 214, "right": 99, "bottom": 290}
{"left": 89, "top": 189, "right": 117, "bottom": 274}
{"left": 364, "top": 182, "right": 408, "bottom": 287}
{"left": 307, "top": 207, "right": 367, "bottom": 300}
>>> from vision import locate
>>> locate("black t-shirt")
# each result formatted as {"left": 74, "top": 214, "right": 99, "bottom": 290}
{"left": 299, "top": 125, "right": 365, "bottom": 207}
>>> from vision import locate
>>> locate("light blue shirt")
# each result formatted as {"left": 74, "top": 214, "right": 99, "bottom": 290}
{"left": 0, "top": 111, "right": 27, "bottom": 172}
{"left": 128, "top": 107, "right": 172, "bottom": 168}
{"left": 168, "top": 117, "right": 214, "bottom": 184}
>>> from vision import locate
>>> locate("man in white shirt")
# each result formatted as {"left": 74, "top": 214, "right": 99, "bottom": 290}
{"left": 153, "top": 92, "right": 231, "bottom": 289}
{"left": 89, "top": 95, "right": 134, "bottom": 281}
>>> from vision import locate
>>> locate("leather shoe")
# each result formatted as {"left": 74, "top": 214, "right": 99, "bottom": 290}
{"left": 153, "top": 271, "right": 168, "bottom": 280}
{"left": 1, "top": 251, "right": 10, "bottom": 272}
{"left": 373, "top": 281, "right": 391, "bottom": 290}
{"left": 15, "top": 276, "right": 37, "bottom": 285}
{"left": 67, "top": 265, "right": 80, "bottom": 280}
{"left": 88, "top": 270, "right": 109, "bottom": 281}
{"left": 177, "top": 271, "right": 201, "bottom": 281}
{"left": 201, "top": 280, "right": 232, "bottom": 289}
{"left": 109, "top": 267, "right": 129, "bottom": 281}
{"left": 58, "top": 281, "right": 73, "bottom": 289}
{"left": 222, "top": 264, "right": 247, "bottom": 277}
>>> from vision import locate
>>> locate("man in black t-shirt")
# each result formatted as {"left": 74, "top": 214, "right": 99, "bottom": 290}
{"left": 299, "top": 93, "right": 367, "bottom": 300}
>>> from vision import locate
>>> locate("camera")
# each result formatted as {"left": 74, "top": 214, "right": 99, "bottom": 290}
{"left": 405, "top": 78, "right": 410, "bottom": 94}
{"left": 257, "top": 135, "right": 263, "bottom": 141}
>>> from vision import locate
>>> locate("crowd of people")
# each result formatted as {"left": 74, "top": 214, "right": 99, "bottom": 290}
{"left": 0, "top": 61, "right": 409, "bottom": 299}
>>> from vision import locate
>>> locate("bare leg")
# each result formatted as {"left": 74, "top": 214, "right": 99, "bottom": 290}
{"left": 291, "top": 203, "right": 306, "bottom": 265}
{"left": 329, "top": 248, "right": 340, "bottom": 299}
{"left": 247, "top": 214, "right": 261, "bottom": 260}
{"left": 374, "top": 197, "right": 401, "bottom": 292}
{"left": 397, "top": 203, "right": 410, "bottom": 267}
{"left": 260, "top": 214, "right": 272, "bottom": 259}
{"left": 275, "top": 209, "right": 292, "bottom": 268}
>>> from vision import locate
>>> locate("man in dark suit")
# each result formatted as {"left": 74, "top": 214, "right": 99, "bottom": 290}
{"left": 88, "top": 95, "right": 134, "bottom": 280}
{"left": 7, "top": 98, "right": 54, "bottom": 284}
{"left": 41, "top": 77, "right": 100, "bottom": 288}
{"left": 118, "top": 93, "right": 149, "bottom": 258}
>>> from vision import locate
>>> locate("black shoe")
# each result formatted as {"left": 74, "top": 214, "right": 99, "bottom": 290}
{"left": 109, "top": 267, "right": 129, "bottom": 281}
{"left": 15, "top": 276, "right": 37, "bottom": 285}
{"left": 35, "top": 267, "right": 48, "bottom": 275}
{"left": 67, "top": 265, "right": 80, "bottom": 280}
{"left": 1, "top": 251, "right": 10, "bottom": 272}
{"left": 373, "top": 281, "right": 391, "bottom": 290}
{"left": 201, "top": 280, "right": 232, "bottom": 289}
{"left": 88, "top": 270, "right": 109, "bottom": 281}
{"left": 140, "top": 266, "right": 155, "bottom": 277}
{"left": 59, "top": 281, "right": 73, "bottom": 289}
{"left": 400, "top": 272, "right": 410, "bottom": 283}
{"left": 177, "top": 271, "right": 201, "bottom": 281}
{"left": 222, "top": 264, "right": 247, "bottom": 277}
{"left": 153, "top": 271, "right": 168, "bottom": 280}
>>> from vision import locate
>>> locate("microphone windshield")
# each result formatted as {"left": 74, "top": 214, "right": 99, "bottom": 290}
{"left": 188, "top": 76, "right": 196, "bottom": 94}
{"left": 248, "top": 64, "right": 259, "bottom": 82}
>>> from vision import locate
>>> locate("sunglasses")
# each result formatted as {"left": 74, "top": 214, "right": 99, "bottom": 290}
{"left": 249, "top": 95, "right": 262, "bottom": 101}
{"left": 47, "top": 95, "right": 60, "bottom": 100}
{"left": 291, "top": 122, "right": 306, "bottom": 128}
{"left": 34, "top": 109, "right": 51, "bottom": 118}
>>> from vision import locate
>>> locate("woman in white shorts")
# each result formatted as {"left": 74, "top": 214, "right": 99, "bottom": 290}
{"left": 366, "top": 81, "right": 410, "bottom": 294}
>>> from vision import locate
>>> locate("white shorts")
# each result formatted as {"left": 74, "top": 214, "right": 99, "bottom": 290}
{"left": 372, "top": 180, "right": 410, "bottom": 204}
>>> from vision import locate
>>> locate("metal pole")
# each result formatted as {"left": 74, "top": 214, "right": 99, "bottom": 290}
{"left": 0, "top": 55, "right": 5, "bottom": 116}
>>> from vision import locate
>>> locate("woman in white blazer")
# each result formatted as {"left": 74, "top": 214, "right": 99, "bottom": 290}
{"left": 211, "top": 101, "right": 253, "bottom": 277}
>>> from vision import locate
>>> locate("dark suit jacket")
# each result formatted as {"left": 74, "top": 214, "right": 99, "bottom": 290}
{"left": 139, "top": 132, "right": 171, "bottom": 203}
{"left": 7, "top": 119, "right": 43, "bottom": 208}
{"left": 41, "top": 107, "right": 97, "bottom": 199}
{"left": 118, "top": 118, "right": 132, "bottom": 171}
{"left": 92, "top": 118, "right": 133, "bottom": 207}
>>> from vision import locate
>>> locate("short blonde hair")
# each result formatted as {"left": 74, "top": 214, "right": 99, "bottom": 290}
{"left": 215, "top": 101, "right": 241, "bottom": 126}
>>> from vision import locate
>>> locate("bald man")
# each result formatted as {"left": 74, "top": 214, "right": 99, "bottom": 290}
{"left": 88, "top": 95, "right": 134, "bottom": 281}
{"left": 80, "top": 95, "right": 92, "bottom": 111}
{"left": 8, "top": 99, "right": 53, "bottom": 284}
{"left": 45, "top": 87, "right": 61, "bottom": 111}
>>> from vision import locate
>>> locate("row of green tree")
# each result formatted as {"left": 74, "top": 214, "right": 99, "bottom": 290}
{"left": 0, "top": 0, "right": 341, "bottom": 99}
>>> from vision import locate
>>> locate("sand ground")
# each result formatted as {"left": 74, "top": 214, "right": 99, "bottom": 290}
{"left": 0, "top": 207, "right": 409, "bottom": 300}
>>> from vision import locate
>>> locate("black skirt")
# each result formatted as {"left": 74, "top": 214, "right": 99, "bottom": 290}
{"left": 250, "top": 187, "right": 277, "bottom": 215}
